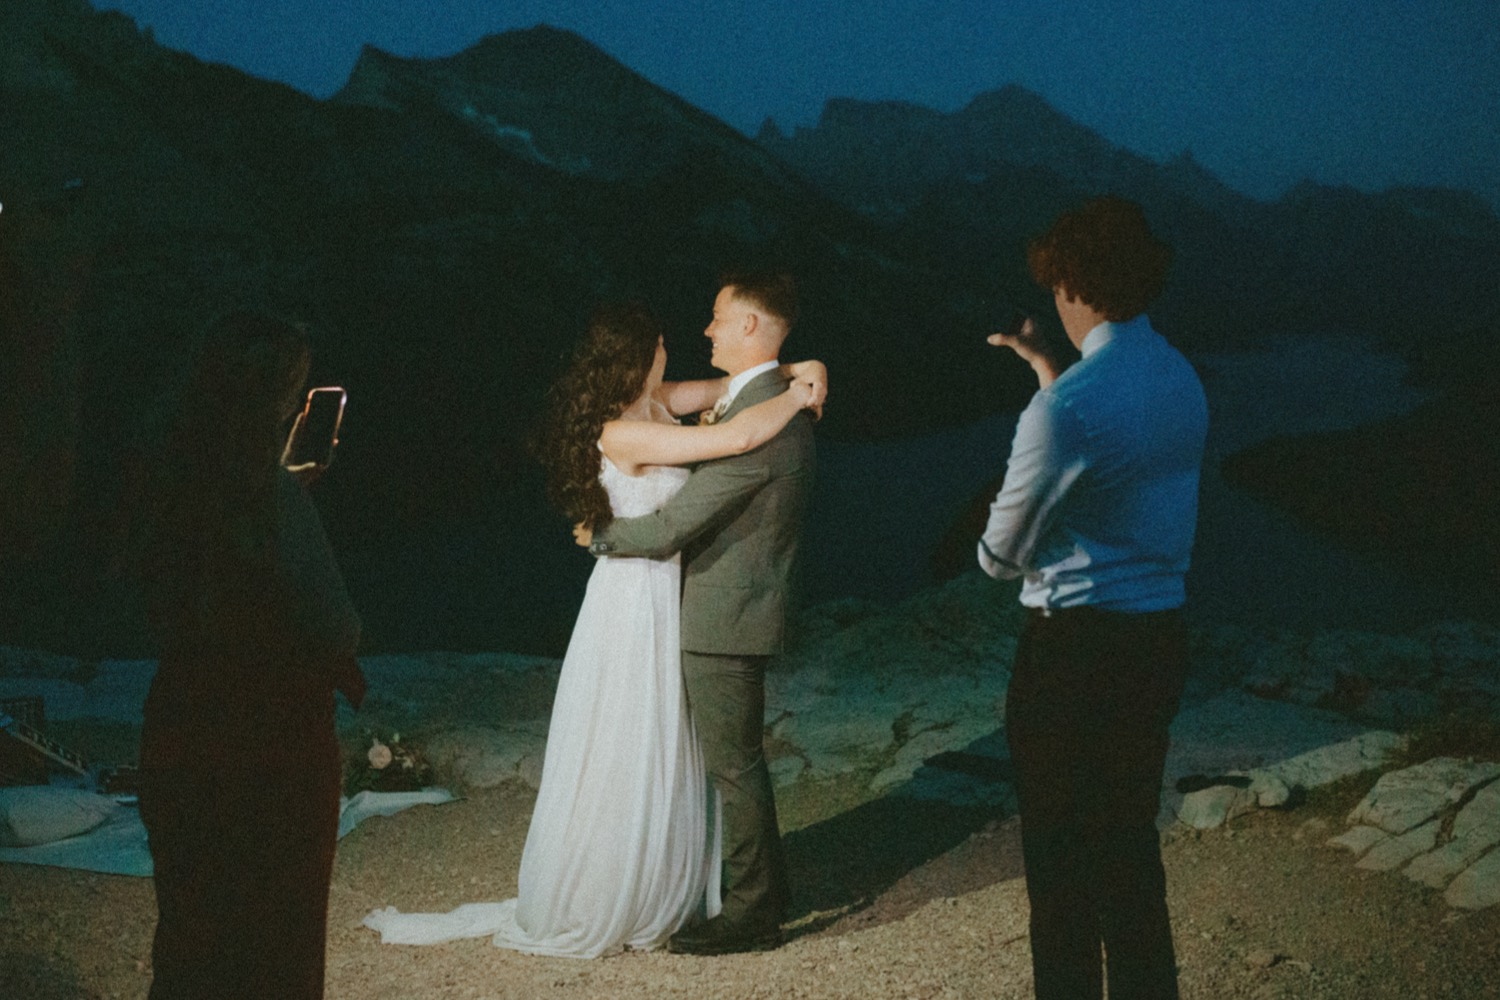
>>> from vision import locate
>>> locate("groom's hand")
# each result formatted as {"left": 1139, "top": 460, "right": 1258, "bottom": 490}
{"left": 572, "top": 522, "right": 593, "bottom": 548}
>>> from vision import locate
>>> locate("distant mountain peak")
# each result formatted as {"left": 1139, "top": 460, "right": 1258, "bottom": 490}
{"left": 334, "top": 24, "right": 798, "bottom": 187}
{"left": 2, "top": 0, "right": 159, "bottom": 95}
{"left": 339, "top": 24, "right": 642, "bottom": 102}
{"left": 467, "top": 23, "right": 603, "bottom": 55}
{"left": 760, "top": 85, "right": 1255, "bottom": 221}
{"left": 957, "top": 85, "right": 1111, "bottom": 150}
{"left": 960, "top": 82, "right": 1056, "bottom": 116}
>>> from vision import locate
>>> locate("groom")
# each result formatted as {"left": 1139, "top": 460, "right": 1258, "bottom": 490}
{"left": 586, "top": 270, "right": 814, "bottom": 955}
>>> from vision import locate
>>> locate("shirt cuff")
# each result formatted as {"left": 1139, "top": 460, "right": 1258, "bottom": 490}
{"left": 977, "top": 539, "right": 1023, "bottom": 579}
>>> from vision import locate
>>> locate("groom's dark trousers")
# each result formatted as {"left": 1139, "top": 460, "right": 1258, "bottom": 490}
{"left": 1005, "top": 606, "right": 1188, "bottom": 1000}
{"left": 682, "top": 650, "right": 790, "bottom": 924}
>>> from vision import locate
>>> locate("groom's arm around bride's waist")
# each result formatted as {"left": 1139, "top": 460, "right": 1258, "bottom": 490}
{"left": 589, "top": 455, "right": 775, "bottom": 560}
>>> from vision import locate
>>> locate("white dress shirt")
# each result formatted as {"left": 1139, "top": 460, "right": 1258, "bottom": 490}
{"left": 978, "top": 315, "right": 1208, "bottom": 612}
{"left": 723, "top": 360, "right": 781, "bottom": 407}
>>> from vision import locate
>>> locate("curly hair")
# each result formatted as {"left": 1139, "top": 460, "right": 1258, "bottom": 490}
{"left": 538, "top": 302, "right": 663, "bottom": 530}
{"left": 1027, "top": 196, "right": 1172, "bottom": 321}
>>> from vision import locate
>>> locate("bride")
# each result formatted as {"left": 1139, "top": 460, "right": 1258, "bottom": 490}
{"left": 364, "top": 302, "right": 824, "bottom": 957}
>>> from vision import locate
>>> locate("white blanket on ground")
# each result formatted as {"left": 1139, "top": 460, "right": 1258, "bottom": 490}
{"left": 0, "top": 787, "right": 457, "bottom": 877}
{"left": 337, "top": 788, "right": 458, "bottom": 839}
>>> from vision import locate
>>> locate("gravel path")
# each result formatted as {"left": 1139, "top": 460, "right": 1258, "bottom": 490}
{"left": 5, "top": 774, "right": 1499, "bottom": 999}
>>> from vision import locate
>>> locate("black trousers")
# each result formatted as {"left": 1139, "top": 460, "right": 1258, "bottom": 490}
{"left": 1005, "top": 607, "right": 1188, "bottom": 1000}
{"left": 139, "top": 665, "right": 342, "bottom": 1000}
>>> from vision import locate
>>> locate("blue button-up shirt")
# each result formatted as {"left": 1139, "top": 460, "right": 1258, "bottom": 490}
{"left": 978, "top": 315, "right": 1208, "bottom": 612}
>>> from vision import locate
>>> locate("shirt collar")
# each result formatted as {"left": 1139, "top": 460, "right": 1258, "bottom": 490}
{"left": 725, "top": 359, "right": 780, "bottom": 403}
{"left": 1079, "top": 314, "right": 1150, "bottom": 358}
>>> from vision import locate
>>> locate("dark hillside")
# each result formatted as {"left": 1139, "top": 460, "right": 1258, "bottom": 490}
{"left": 762, "top": 91, "right": 1500, "bottom": 348}
{"left": 0, "top": 2, "right": 1033, "bottom": 655}
{"left": 4, "top": 1, "right": 1498, "bottom": 655}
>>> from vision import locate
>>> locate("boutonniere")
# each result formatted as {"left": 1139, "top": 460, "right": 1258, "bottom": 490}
{"left": 701, "top": 395, "right": 731, "bottom": 425}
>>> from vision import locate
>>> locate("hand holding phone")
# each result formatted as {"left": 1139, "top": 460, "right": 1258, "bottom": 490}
{"left": 986, "top": 309, "right": 1038, "bottom": 350}
{"left": 987, "top": 312, "right": 1072, "bottom": 388}
{"left": 282, "top": 387, "right": 346, "bottom": 478}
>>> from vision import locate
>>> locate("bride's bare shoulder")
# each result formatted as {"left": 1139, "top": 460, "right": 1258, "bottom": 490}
{"left": 649, "top": 397, "right": 680, "bottom": 425}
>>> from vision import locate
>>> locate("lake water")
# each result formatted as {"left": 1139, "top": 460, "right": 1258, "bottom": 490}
{"left": 805, "top": 333, "right": 1500, "bottom": 631}
{"left": 343, "top": 333, "right": 1497, "bottom": 655}
{"left": 1185, "top": 334, "right": 1496, "bottom": 630}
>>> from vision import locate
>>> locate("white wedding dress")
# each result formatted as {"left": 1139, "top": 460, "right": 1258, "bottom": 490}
{"left": 364, "top": 445, "right": 720, "bottom": 957}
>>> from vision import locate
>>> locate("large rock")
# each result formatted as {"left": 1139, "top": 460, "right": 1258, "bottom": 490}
{"left": 1266, "top": 731, "right": 1408, "bottom": 790}
{"left": 770, "top": 703, "right": 895, "bottom": 777}
{"left": 763, "top": 573, "right": 1013, "bottom": 792}
{"left": 1327, "top": 825, "right": 1389, "bottom": 857}
{"left": 1347, "top": 758, "right": 1500, "bottom": 835}
{"left": 422, "top": 723, "right": 549, "bottom": 790}
{"left": 1178, "top": 784, "right": 1248, "bottom": 830}
{"left": 1177, "top": 771, "right": 1291, "bottom": 829}
{"left": 1234, "top": 622, "right": 1500, "bottom": 726}
{"left": 350, "top": 653, "right": 563, "bottom": 735}
{"left": 869, "top": 718, "right": 998, "bottom": 793}
{"left": 894, "top": 765, "right": 1018, "bottom": 810}
{"left": 1405, "top": 779, "right": 1500, "bottom": 888}
{"left": 1357, "top": 819, "right": 1441, "bottom": 872}
{"left": 1165, "top": 690, "right": 1388, "bottom": 790}
{"left": 1444, "top": 848, "right": 1500, "bottom": 910}
{"left": 1166, "top": 704, "right": 1402, "bottom": 831}
{"left": 1240, "top": 630, "right": 1435, "bottom": 710}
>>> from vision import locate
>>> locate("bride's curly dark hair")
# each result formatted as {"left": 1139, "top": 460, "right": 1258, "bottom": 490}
{"left": 538, "top": 302, "right": 663, "bottom": 529}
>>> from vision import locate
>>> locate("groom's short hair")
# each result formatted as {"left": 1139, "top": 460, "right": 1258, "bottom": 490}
{"left": 720, "top": 270, "right": 799, "bottom": 332}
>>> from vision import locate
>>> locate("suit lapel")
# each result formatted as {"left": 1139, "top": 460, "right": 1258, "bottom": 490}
{"left": 720, "top": 369, "right": 786, "bottom": 422}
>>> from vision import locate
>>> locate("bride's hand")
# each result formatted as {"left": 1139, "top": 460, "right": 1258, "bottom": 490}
{"left": 794, "top": 375, "right": 825, "bottom": 420}
{"left": 787, "top": 360, "right": 827, "bottom": 398}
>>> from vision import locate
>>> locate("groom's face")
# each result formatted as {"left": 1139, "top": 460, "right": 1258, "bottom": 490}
{"left": 704, "top": 286, "right": 753, "bottom": 374}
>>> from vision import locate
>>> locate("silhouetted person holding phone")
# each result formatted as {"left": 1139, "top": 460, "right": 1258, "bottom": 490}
{"left": 138, "top": 310, "right": 364, "bottom": 1000}
{"left": 980, "top": 198, "right": 1207, "bottom": 1000}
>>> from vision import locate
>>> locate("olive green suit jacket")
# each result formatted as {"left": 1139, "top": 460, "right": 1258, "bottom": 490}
{"left": 590, "top": 370, "right": 815, "bottom": 655}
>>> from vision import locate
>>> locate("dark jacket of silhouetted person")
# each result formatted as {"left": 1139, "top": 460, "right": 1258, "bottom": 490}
{"left": 137, "top": 310, "right": 363, "bottom": 1000}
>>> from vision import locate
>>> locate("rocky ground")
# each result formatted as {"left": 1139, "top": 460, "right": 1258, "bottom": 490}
{"left": 5, "top": 775, "right": 1500, "bottom": 999}
{"left": 3, "top": 571, "right": 1500, "bottom": 998}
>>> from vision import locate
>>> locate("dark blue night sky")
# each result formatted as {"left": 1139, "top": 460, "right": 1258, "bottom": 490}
{"left": 92, "top": 0, "right": 1500, "bottom": 210}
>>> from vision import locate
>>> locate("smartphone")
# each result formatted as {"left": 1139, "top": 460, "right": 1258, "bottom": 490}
{"left": 998, "top": 306, "right": 1033, "bottom": 340}
{"left": 283, "top": 387, "right": 346, "bottom": 470}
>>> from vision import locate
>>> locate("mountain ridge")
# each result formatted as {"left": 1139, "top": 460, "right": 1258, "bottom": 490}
{"left": 3, "top": 2, "right": 1498, "bottom": 658}
{"left": 335, "top": 26, "right": 804, "bottom": 190}
{"left": 760, "top": 83, "right": 1255, "bottom": 223}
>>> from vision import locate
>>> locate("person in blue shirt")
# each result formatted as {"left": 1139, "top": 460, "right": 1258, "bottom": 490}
{"left": 980, "top": 196, "right": 1207, "bottom": 1000}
